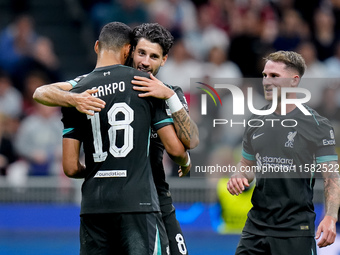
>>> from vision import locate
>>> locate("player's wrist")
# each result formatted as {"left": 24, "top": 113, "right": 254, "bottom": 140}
{"left": 182, "top": 152, "right": 191, "bottom": 167}
{"left": 164, "top": 88, "right": 175, "bottom": 100}
{"left": 165, "top": 93, "right": 183, "bottom": 113}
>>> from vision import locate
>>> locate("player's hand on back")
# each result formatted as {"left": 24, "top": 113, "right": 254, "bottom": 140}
{"left": 72, "top": 89, "right": 106, "bottom": 115}
{"left": 227, "top": 173, "right": 250, "bottom": 196}
{"left": 132, "top": 74, "right": 174, "bottom": 99}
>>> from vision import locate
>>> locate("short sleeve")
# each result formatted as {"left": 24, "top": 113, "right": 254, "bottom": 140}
{"left": 173, "top": 86, "right": 189, "bottom": 113}
{"left": 314, "top": 118, "right": 338, "bottom": 163}
{"left": 242, "top": 125, "right": 256, "bottom": 161}
{"left": 151, "top": 99, "right": 174, "bottom": 131}
{"left": 66, "top": 73, "right": 89, "bottom": 88}
{"left": 61, "top": 107, "right": 84, "bottom": 141}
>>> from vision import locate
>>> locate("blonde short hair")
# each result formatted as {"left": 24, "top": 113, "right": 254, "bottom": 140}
{"left": 264, "top": 51, "right": 307, "bottom": 77}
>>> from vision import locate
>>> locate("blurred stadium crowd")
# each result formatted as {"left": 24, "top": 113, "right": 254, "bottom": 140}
{"left": 1, "top": 0, "right": 340, "bottom": 185}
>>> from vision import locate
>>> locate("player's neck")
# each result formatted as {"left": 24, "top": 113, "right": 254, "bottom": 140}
{"left": 95, "top": 51, "right": 123, "bottom": 68}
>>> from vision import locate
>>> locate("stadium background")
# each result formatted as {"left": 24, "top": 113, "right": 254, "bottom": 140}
{"left": 0, "top": 0, "right": 340, "bottom": 254}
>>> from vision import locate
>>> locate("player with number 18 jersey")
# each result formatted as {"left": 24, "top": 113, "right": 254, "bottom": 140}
{"left": 62, "top": 64, "right": 173, "bottom": 215}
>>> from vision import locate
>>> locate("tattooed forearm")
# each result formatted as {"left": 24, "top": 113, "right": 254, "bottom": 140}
{"left": 172, "top": 108, "right": 199, "bottom": 149}
{"left": 322, "top": 161, "right": 340, "bottom": 220}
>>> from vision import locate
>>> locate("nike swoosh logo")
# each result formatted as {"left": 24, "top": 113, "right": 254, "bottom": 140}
{"left": 252, "top": 133, "right": 264, "bottom": 139}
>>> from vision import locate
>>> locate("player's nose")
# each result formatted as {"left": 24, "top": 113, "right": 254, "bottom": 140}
{"left": 141, "top": 57, "right": 150, "bottom": 67}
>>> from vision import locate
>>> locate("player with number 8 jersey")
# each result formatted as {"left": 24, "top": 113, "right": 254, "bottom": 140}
{"left": 60, "top": 22, "right": 192, "bottom": 254}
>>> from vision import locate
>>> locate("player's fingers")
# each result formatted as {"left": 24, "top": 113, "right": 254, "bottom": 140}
{"left": 226, "top": 180, "right": 234, "bottom": 194}
{"left": 87, "top": 99, "right": 106, "bottom": 109}
{"left": 229, "top": 178, "right": 242, "bottom": 195}
{"left": 236, "top": 178, "right": 246, "bottom": 192}
{"left": 324, "top": 227, "right": 336, "bottom": 246}
{"left": 89, "top": 95, "right": 106, "bottom": 104}
{"left": 131, "top": 80, "right": 149, "bottom": 86}
{"left": 132, "top": 86, "right": 150, "bottom": 92}
{"left": 133, "top": 76, "right": 150, "bottom": 82}
{"left": 149, "top": 73, "right": 160, "bottom": 82}
{"left": 327, "top": 231, "right": 336, "bottom": 246}
{"left": 79, "top": 108, "right": 94, "bottom": 116}
{"left": 85, "top": 88, "right": 99, "bottom": 95}
{"left": 317, "top": 231, "right": 329, "bottom": 248}
{"left": 315, "top": 225, "right": 322, "bottom": 239}
{"left": 138, "top": 92, "right": 154, "bottom": 98}
{"left": 243, "top": 178, "right": 250, "bottom": 187}
{"left": 228, "top": 178, "right": 241, "bottom": 195}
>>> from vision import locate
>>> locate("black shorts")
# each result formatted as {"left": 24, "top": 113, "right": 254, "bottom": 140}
{"left": 161, "top": 203, "right": 188, "bottom": 255}
{"left": 235, "top": 232, "right": 317, "bottom": 255}
{"left": 79, "top": 212, "right": 169, "bottom": 255}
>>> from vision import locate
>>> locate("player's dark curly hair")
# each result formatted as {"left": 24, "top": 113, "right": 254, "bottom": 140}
{"left": 132, "top": 23, "right": 174, "bottom": 56}
{"left": 98, "top": 22, "right": 132, "bottom": 51}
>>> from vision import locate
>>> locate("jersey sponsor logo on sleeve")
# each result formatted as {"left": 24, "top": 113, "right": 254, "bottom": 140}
{"left": 94, "top": 170, "right": 127, "bottom": 178}
{"left": 323, "top": 139, "right": 336, "bottom": 145}
{"left": 323, "top": 130, "right": 336, "bottom": 146}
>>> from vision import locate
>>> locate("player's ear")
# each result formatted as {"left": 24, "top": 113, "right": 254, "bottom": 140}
{"left": 160, "top": 54, "right": 168, "bottom": 67}
{"left": 291, "top": 75, "right": 300, "bottom": 87}
{"left": 124, "top": 44, "right": 131, "bottom": 59}
{"left": 94, "top": 40, "right": 99, "bottom": 54}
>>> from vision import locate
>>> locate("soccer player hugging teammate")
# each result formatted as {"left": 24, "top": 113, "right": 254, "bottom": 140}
{"left": 33, "top": 22, "right": 199, "bottom": 255}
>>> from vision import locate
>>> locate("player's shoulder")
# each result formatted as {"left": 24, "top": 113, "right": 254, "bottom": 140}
{"left": 66, "top": 73, "right": 90, "bottom": 88}
{"left": 164, "top": 83, "right": 188, "bottom": 111}
{"left": 164, "top": 83, "right": 182, "bottom": 93}
{"left": 302, "top": 105, "right": 333, "bottom": 128}
{"left": 115, "top": 65, "right": 150, "bottom": 78}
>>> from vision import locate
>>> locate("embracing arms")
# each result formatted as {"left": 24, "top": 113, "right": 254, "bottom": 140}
{"left": 132, "top": 74, "right": 199, "bottom": 149}
{"left": 33, "top": 82, "right": 105, "bottom": 116}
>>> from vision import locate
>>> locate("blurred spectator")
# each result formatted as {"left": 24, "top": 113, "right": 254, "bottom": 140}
{"left": 203, "top": 46, "right": 242, "bottom": 79}
{"left": 228, "top": 9, "right": 264, "bottom": 77}
{"left": 10, "top": 0, "right": 30, "bottom": 14}
{"left": 273, "top": 9, "right": 309, "bottom": 51}
{"left": 294, "top": 0, "right": 321, "bottom": 29}
{"left": 315, "top": 85, "right": 340, "bottom": 123}
{"left": 0, "top": 15, "right": 37, "bottom": 86}
{"left": 0, "top": 114, "right": 18, "bottom": 176}
{"left": 0, "top": 14, "right": 60, "bottom": 90}
{"left": 296, "top": 40, "right": 329, "bottom": 107}
{"left": 312, "top": 7, "right": 338, "bottom": 61}
{"left": 0, "top": 70, "right": 22, "bottom": 118}
{"left": 184, "top": 4, "right": 229, "bottom": 61}
{"left": 90, "top": 0, "right": 149, "bottom": 35}
{"left": 148, "top": 0, "right": 197, "bottom": 39}
{"left": 330, "top": 0, "right": 340, "bottom": 32}
{"left": 324, "top": 40, "right": 340, "bottom": 77}
{"left": 22, "top": 70, "right": 51, "bottom": 117}
{"left": 32, "top": 37, "right": 61, "bottom": 82}
{"left": 14, "top": 102, "right": 63, "bottom": 176}
{"left": 158, "top": 39, "right": 202, "bottom": 95}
